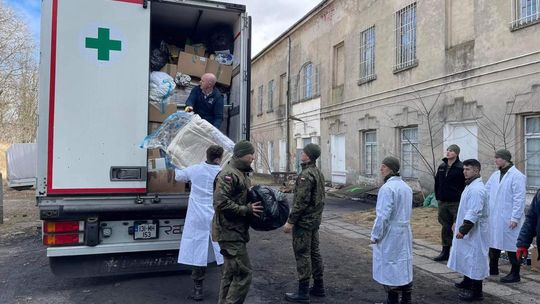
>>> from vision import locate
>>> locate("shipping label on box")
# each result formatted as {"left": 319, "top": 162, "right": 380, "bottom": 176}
{"left": 185, "top": 44, "right": 206, "bottom": 57}
{"left": 147, "top": 169, "right": 186, "bottom": 193}
{"left": 205, "top": 59, "right": 232, "bottom": 86}
{"left": 177, "top": 52, "right": 207, "bottom": 79}
{"left": 149, "top": 103, "right": 177, "bottom": 123}
{"left": 160, "top": 63, "right": 177, "bottom": 78}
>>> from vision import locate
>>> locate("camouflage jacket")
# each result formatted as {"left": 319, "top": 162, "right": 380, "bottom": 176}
{"left": 212, "top": 158, "right": 253, "bottom": 243}
{"left": 288, "top": 162, "right": 326, "bottom": 229}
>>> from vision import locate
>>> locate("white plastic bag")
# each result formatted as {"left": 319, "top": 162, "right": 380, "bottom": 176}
{"left": 149, "top": 71, "right": 175, "bottom": 106}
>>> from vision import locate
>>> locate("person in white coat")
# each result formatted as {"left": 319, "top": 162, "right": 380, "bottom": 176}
{"left": 486, "top": 149, "right": 526, "bottom": 283}
{"left": 175, "top": 145, "right": 225, "bottom": 301}
{"left": 370, "top": 156, "right": 413, "bottom": 304}
{"left": 447, "top": 159, "right": 489, "bottom": 302}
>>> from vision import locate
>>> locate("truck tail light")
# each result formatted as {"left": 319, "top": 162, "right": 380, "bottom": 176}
{"left": 42, "top": 221, "right": 85, "bottom": 246}
{"left": 43, "top": 221, "right": 83, "bottom": 233}
{"left": 43, "top": 233, "right": 84, "bottom": 246}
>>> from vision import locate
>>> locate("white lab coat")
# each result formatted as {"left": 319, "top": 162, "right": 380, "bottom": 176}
{"left": 371, "top": 176, "right": 413, "bottom": 286}
{"left": 175, "top": 162, "right": 223, "bottom": 266}
{"left": 447, "top": 178, "right": 489, "bottom": 280}
{"left": 486, "top": 166, "right": 526, "bottom": 251}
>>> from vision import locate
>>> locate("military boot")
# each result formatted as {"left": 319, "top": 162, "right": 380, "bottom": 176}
{"left": 285, "top": 281, "right": 310, "bottom": 303}
{"left": 400, "top": 283, "right": 412, "bottom": 304}
{"left": 433, "top": 246, "right": 450, "bottom": 262}
{"left": 309, "top": 279, "right": 325, "bottom": 297}
{"left": 500, "top": 265, "right": 521, "bottom": 283}
{"left": 190, "top": 280, "right": 203, "bottom": 301}
{"left": 458, "top": 279, "right": 483, "bottom": 302}
{"left": 455, "top": 276, "right": 472, "bottom": 289}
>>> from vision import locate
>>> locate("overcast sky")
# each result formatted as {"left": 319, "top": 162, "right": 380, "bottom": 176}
{"left": 4, "top": 0, "right": 322, "bottom": 56}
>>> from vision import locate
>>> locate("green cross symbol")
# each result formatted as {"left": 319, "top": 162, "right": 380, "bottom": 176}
{"left": 85, "top": 27, "right": 122, "bottom": 61}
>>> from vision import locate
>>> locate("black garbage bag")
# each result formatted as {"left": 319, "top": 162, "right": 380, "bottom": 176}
{"left": 150, "top": 40, "right": 170, "bottom": 71}
{"left": 208, "top": 26, "right": 234, "bottom": 53}
{"left": 248, "top": 185, "right": 289, "bottom": 231}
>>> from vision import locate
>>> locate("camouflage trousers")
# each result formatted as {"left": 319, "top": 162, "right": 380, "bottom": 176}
{"left": 218, "top": 241, "right": 252, "bottom": 304}
{"left": 191, "top": 266, "right": 206, "bottom": 281}
{"left": 293, "top": 227, "right": 324, "bottom": 284}
{"left": 438, "top": 201, "right": 459, "bottom": 247}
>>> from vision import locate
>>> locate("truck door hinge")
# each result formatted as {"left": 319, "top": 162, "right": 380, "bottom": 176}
{"left": 243, "top": 70, "right": 248, "bottom": 81}
{"left": 143, "top": 0, "right": 148, "bottom": 9}
{"left": 242, "top": 16, "right": 249, "bottom": 30}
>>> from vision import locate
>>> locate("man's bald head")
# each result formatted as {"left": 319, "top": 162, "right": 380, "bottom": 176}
{"left": 201, "top": 73, "right": 217, "bottom": 91}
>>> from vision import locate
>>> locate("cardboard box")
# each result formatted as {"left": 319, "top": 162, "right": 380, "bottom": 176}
{"left": 177, "top": 52, "right": 207, "bottom": 78}
{"left": 205, "top": 59, "right": 233, "bottom": 86}
{"left": 147, "top": 148, "right": 162, "bottom": 159}
{"left": 149, "top": 103, "right": 177, "bottom": 123}
{"left": 147, "top": 169, "right": 186, "bottom": 193}
{"left": 185, "top": 44, "right": 206, "bottom": 57}
{"left": 160, "top": 63, "right": 177, "bottom": 78}
{"left": 148, "top": 122, "right": 162, "bottom": 133}
{"left": 169, "top": 44, "right": 181, "bottom": 62}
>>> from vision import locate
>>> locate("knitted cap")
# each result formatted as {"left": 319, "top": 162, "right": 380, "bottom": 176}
{"left": 382, "top": 156, "right": 400, "bottom": 174}
{"left": 495, "top": 149, "right": 512, "bottom": 162}
{"left": 233, "top": 140, "right": 255, "bottom": 158}
{"left": 303, "top": 143, "right": 321, "bottom": 161}
{"left": 447, "top": 144, "right": 460, "bottom": 155}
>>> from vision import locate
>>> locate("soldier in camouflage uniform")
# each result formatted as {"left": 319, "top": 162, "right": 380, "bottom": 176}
{"left": 283, "top": 143, "right": 326, "bottom": 303}
{"left": 212, "top": 140, "right": 263, "bottom": 304}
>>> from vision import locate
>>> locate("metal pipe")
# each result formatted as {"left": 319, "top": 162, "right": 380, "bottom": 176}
{"left": 0, "top": 173, "right": 3, "bottom": 224}
{"left": 286, "top": 36, "right": 291, "bottom": 172}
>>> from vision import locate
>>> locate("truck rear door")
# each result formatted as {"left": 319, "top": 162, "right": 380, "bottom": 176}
{"left": 40, "top": 0, "right": 150, "bottom": 195}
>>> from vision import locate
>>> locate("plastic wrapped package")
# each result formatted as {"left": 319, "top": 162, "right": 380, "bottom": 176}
{"left": 175, "top": 73, "right": 192, "bottom": 87}
{"left": 248, "top": 185, "right": 290, "bottom": 231}
{"left": 149, "top": 71, "right": 175, "bottom": 111}
{"left": 141, "top": 111, "right": 194, "bottom": 151}
{"left": 215, "top": 53, "right": 234, "bottom": 65}
{"left": 166, "top": 114, "right": 234, "bottom": 168}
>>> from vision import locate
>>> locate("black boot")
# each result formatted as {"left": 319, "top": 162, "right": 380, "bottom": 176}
{"left": 500, "top": 265, "right": 521, "bottom": 283}
{"left": 309, "top": 278, "right": 325, "bottom": 297}
{"left": 455, "top": 276, "right": 472, "bottom": 289}
{"left": 489, "top": 248, "right": 500, "bottom": 275}
{"left": 433, "top": 246, "right": 450, "bottom": 262}
{"left": 459, "top": 279, "right": 483, "bottom": 302}
{"left": 190, "top": 280, "right": 203, "bottom": 301}
{"left": 285, "top": 281, "right": 310, "bottom": 303}
{"left": 385, "top": 289, "right": 399, "bottom": 304}
{"left": 400, "top": 283, "right": 412, "bottom": 304}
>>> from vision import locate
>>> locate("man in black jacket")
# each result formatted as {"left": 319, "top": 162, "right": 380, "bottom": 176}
{"left": 433, "top": 144, "right": 466, "bottom": 261}
{"left": 516, "top": 189, "right": 540, "bottom": 263}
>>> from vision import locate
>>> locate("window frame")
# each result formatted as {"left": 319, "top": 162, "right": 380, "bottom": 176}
{"left": 525, "top": 115, "right": 540, "bottom": 188}
{"left": 363, "top": 130, "right": 377, "bottom": 176}
{"left": 359, "top": 26, "right": 376, "bottom": 84}
{"left": 267, "top": 79, "right": 274, "bottom": 113}
{"left": 257, "top": 85, "right": 263, "bottom": 116}
{"left": 511, "top": 0, "right": 540, "bottom": 30}
{"left": 400, "top": 127, "right": 419, "bottom": 178}
{"left": 394, "top": 2, "right": 418, "bottom": 73}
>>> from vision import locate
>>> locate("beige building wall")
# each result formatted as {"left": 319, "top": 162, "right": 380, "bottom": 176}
{"left": 251, "top": 0, "right": 540, "bottom": 192}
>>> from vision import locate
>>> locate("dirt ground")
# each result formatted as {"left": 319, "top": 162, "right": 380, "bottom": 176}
{"left": 0, "top": 185, "right": 40, "bottom": 244}
{"left": 343, "top": 206, "right": 441, "bottom": 244}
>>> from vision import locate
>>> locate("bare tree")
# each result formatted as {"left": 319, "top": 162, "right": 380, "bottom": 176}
{"left": 251, "top": 133, "right": 275, "bottom": 174}
{"left": 0, "top": 3, "right": 39, "bottom": 143}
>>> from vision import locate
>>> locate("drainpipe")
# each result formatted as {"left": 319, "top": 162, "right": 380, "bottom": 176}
{"left": 286, "top": 36, "right": 291, "bottom": 172}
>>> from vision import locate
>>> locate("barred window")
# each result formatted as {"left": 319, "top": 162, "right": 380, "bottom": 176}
{"left": 511, "top": 0, "right": 540, "bottom": 29}
{"left": 267, "top": 80, "right": 274, "bottom": 112}
{"left": 303, "top": 63, "right": 313, "bottom": 99}
{"left": 292, "top": 63, "right": 320, "bottom": 102}
{"left": 394, "top": 2, "right": 417, "bottom": 71}
{"left": 364, "top": 131, "right": 377, "bottom": 175}
{"left": 525, "top": 116, "right": 540, "bottom": 187}
{"left": 401, "top": 127, "right": 419, "bottom": 178}
{"left": 360, "top": 26, "right": 376, "bottom": 82}
{"left": 257, "top": 85, "right": 263, "bottom": 115}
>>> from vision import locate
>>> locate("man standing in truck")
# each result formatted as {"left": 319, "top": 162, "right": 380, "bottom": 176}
{"left": 175, "top": 145, "right": 225, "bottom": 301}
{"left": 184, "top": 73, "right": 224, "bottom": 129}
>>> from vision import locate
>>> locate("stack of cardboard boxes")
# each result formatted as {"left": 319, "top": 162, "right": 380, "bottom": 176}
{"left": 147, "top": 110, "right": 185, "bottom": 193}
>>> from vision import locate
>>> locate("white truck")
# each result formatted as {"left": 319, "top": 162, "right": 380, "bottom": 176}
{"left": 37, "top": 0, "right": 251, "bottom": 277}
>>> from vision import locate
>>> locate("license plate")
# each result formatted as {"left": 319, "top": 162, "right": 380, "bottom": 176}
{"left": 134, "top": 222, "right": 158, "bottom": 240}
